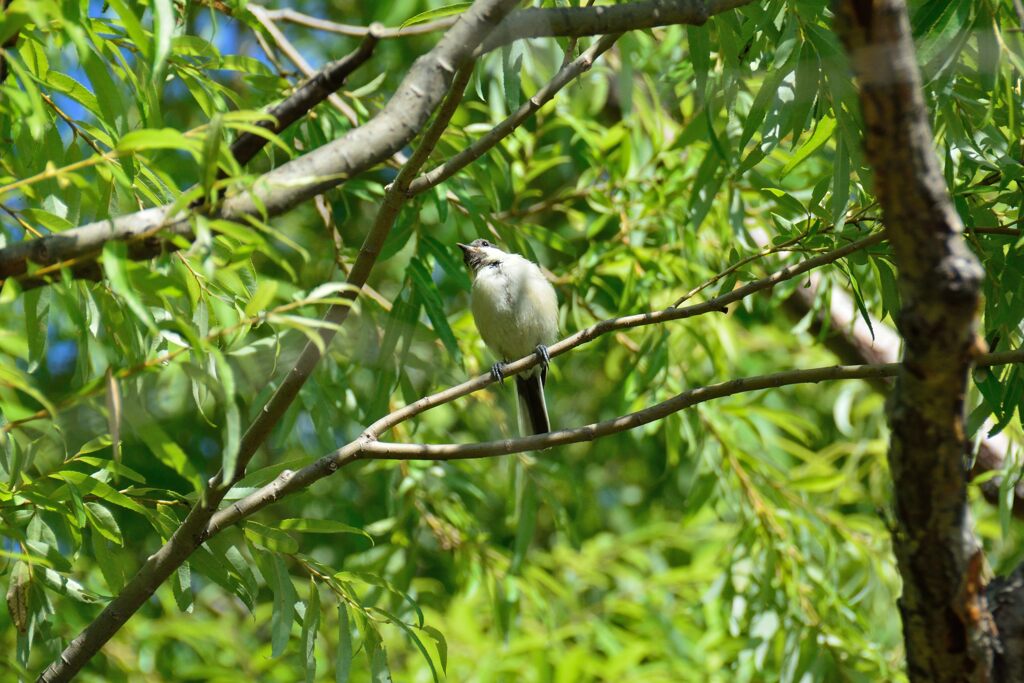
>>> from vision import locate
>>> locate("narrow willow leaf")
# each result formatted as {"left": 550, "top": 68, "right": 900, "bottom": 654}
{"left": 399, "top": 2, "right": 471, "bottom": 28}
{"left": 152, "top": 0, "right": 174, "bottom": 78}
{"left": 172, "top": 563, "right": 193, "bottom": 613}
{"left": 277, "top": 519, "right": 372, "bottom": 541}
{"left": 302, "top": 579, "right": 320, "bottom": 683}
{"left": 781, "top": 117, "right": 836, "bottom": 177}
{"left": 84, "top": 502, "right": 122, "bottom": 546}
{"left": 510, "top": 461, "right": 537, "bottom": 575}
{"left": 336, "top": 602, "right": 352, "bottom": 683}
{"left": 102, "top": 242, "right": 156, "bottom": 331}
{"left": 408, "top": 258, "right": 461, "bottom": 363}
{"left": 270, "top": 555, "right": 297, "bottom": 657}
{"left": 245, "top": 521, "right": 299, "bottom": 554}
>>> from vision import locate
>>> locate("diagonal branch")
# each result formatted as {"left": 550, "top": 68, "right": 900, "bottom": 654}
{"left": 248, "top": 5, "right": 361, "bottom": 126}
{"left": 0, "top": 0, "right": 753, "bottom": 289}
{"left": 34, "top": 2, "right": 517, "bottom": 680}
{"left": 364, "top": 349, "right": 1024, "bottom": 460}
{"left": 408, "top": 32, "right": 621, "bottom": 195}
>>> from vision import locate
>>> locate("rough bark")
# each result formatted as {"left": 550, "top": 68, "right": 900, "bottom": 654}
{"left": 835, "top": 1, "right": 996, "bottom": 680}
{"left": 780, "top": 271, "right": 1023, "bottom": 518}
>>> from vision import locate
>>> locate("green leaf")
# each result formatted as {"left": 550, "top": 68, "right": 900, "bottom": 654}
{"left": 152, "top": 0, "right": 174, "bottom": 79}
{"left": 408, "top": 258, "right": 461, "bottom": 363}
{"left": 117, "top": 128, "right": 195, "bottom": 154}
{"left": 277, "top": 519, "right": 372, "bottom": 541}
{"left": 365, "top": 627, "right": 394, "bottom": 683}
{"left": 172, "top": 563, "right": 193, "bottom": 613}
{"left": 336, "top": 602, "right": 352, "bottom": 683}
{"left": 202, "top": 114, "right": 223, "bottom": 200}
{"left": 399, "top": 3, "right": 471, "bottom": 28}
{"left": 510, "top": 461, "right": 537, "bottom": 575}
{"left": 102, "top": 241, "right": 157, "bottom": 332}
{"left": 270, "top": 555, "right": 297, "bottom": 657}
{"left": 84, "top": 501, "right": 122, "bottom": 545}
{"left": 38, "top": 568, "right": 107, "bottom": 604}
{"left": 421, "top": 625, "right": 448, "bottom": 673}
{"left": 302, "top": 579, "right": 320, "bottom": 683}
{"left": 244, "top": 521, "right": 299, "bottom": 554}
{"left": 127, "top": 411, "right": 203, "bottom": 491}
{"left": 50, "top": 471, "right": 146, "bottom": 515}
{"left": 223, "top": 544, "right": 259, "bottom": 610}
{"left": 781, "top": 117, "right": 836, "bottom": 177}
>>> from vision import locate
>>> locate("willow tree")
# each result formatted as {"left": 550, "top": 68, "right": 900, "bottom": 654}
{"left": 2, "top": 0, "right": 1024, "bottom": 681}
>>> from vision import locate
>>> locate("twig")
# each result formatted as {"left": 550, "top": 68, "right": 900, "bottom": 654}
{"left": 264, "top": 7, "right": 457, "bottom": 39}
{"left": 409, "top": 32, "right": 621, "bottom": 195}
{"left": 230, "top": 30, "right": 380, "bottom": 167}
{"left": 249, "top": 5, "right": 361, "bottom": 127}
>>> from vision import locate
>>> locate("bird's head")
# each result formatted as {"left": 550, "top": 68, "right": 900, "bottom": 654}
{"left": 457, "top": 239, "right": 507, "bottom": 273}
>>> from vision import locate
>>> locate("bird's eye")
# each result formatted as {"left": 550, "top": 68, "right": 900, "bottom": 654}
{"left": 481, "top": 240, "right": 491, "bottom": 247}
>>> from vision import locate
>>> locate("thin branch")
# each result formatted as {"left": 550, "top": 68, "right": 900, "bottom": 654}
{"left": 264, "top": 7, "right": 458, "bottom": 38}
{"left": 0, "top": 0, "right": 753, "bottom": 289}
{"left": 230, "top": 30, "right": 380, "bottom": 167}
{"left": 35, "top": 2, "right": 517, "bottom": 679}
{"left": 249, "top": 5, "right": 361, "bottom": 127}
{"left": 408, "top": 32, "right": 621, "bottom": 195}
{"left": 206, "top": 348, "right": 1024, "bottom": 534}
{"left": 204, "top": 230, "right": 885, "bottom": 532}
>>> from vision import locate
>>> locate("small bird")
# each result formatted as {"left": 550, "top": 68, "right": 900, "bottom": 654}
{"left": 457, "top": 239, "right": 559, "bottom": 435}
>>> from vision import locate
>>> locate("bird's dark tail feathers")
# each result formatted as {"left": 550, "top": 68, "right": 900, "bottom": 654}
{"left": 515, "top": 370, "right": 550, "bottom": 435}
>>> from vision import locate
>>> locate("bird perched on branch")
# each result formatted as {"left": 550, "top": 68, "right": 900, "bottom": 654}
{"left": 457, "top": 239, "right": 558, "bottom": 435}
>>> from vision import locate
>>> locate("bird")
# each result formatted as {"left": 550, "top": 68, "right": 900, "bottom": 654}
{"left": 457, "top": 239, "right": 559, "bottom": 435}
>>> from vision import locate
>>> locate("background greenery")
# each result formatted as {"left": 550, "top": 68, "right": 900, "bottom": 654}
{"left": 1, "top": 0, "right": 1022, "bottom": 680}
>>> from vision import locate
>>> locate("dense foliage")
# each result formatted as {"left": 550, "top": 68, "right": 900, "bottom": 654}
{"left": 1, "top": 0, "right": 1022, "bottom": 680}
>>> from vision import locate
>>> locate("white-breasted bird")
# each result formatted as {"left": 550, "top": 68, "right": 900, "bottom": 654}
{"left": 457, "top": 239, "right": 559, "bottom": 435}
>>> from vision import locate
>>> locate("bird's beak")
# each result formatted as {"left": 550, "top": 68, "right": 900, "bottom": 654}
{"left": 457, "top": 242, "right": 479, "bottom": 270}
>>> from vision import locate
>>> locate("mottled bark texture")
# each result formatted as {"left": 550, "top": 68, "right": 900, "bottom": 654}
{"left": 835, "top": 1, "right": 998, "bottom": 681}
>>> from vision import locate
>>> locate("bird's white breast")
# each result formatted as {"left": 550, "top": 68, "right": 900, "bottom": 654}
{"left": 470, "top": 254, "right": 558, "bottom": 364}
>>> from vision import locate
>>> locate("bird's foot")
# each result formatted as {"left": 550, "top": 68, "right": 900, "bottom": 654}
{"left": 490, "top": 362, "right": 508, "bottom": 384}
{"left": 534, "top": 344, "right": 551, "bottom": 370}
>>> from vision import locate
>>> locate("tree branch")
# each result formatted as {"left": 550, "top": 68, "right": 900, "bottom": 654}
{"left": 229, "top": 28, "right": 379, "bottom": 166}
{"left": 0, "top": 0, "right": 753, "bottom": 289}
{"left": 206, "top": 346, "right": 1024, "bottom": 534}
{"left": 203, "top": 230, "right": 884, "bottom": 532}
{"left": 263, "top": 7, "right": 458, "bottom": 39}
{"left": 408, "top": 32, "right": 621, "bottom": 195}
{"left": 34, "top": 2, "right": 516, "bottom": 680}
{"left": 248, "top": 5, "right": 361, "bottom": 126}
{"left": 836, "top": 0, "right": 995, "bottom": 678}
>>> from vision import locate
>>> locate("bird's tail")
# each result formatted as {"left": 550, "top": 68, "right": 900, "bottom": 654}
{"left": 515, "top": 369, "right": 550, "bottom": 435}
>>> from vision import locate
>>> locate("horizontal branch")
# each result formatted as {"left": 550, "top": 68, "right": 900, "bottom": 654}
{"left": 0, "top": 0, "right": 753, "bottom": 288}
{"left": 204, "top": 230, "right": 886, "bottom": 534}
{"left": 478, "top": 0, "right": 751, "bottom": 52}
{"left": 263, "top": 7, "right": 458, "bottom": 39}
{"left": 267, "top": 0, "right": 755, "bottom": 53}
{"left": 363, "top": 362, "right": 905, "bottom": 459}
{"left": 207, "top": 347, "right": 1024, "bottom": 534}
